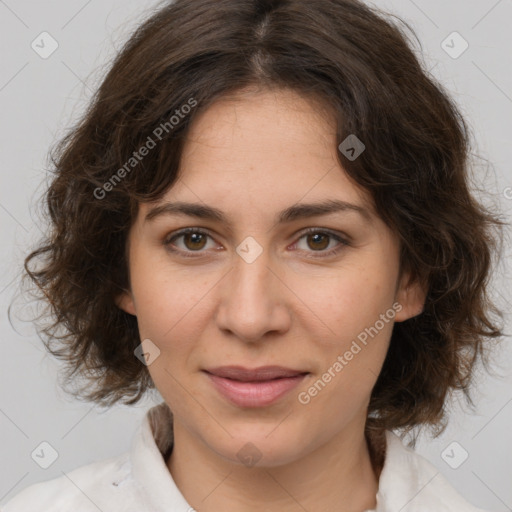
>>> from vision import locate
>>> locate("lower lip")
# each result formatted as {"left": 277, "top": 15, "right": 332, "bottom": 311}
{"left": 204, "top": 372, "right": 308, "bottom": 407}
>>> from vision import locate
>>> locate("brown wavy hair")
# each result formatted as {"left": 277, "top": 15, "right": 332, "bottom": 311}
{"left": 17, "top": 0, "right": 508, "bottom": 441}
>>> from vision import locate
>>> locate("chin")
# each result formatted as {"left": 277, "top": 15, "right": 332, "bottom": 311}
{"left": 205, "top": 425, "right": 309, "bottom": 468}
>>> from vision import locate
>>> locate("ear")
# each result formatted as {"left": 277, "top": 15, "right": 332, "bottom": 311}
{"left": 393, "top": 269, "right": 428, "bottom": 323}
{"left": 115, "top": 289, "right": 137, "bottom": 316}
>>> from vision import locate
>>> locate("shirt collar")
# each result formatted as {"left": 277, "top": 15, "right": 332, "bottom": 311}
{"left": 130, "top": 402, "right": 191, "bottom": 511}
{"left": 372, "top": 430, "right": 439, "bottom": 511}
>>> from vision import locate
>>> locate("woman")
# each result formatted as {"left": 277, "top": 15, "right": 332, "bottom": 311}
{"left": 5, "top": 0, "right": 506, "bottom": 510}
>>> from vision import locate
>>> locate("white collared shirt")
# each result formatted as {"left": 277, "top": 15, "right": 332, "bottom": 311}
{"left": 3, "top": 402, "right": 488, "bottom": 511}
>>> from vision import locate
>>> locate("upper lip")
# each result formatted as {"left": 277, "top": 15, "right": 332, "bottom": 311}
{"left": 204, "top": 366, "right": 308, "bottom": 382}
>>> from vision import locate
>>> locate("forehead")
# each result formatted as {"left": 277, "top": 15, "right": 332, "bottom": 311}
{"left": 136, "top": 87, "right": 379, "bottom": 232}
{"left": 169, "top": 88, "right": 372, "bottom": 208}
{"left": 183, "top": 86, "right": 336, "bottom": 160}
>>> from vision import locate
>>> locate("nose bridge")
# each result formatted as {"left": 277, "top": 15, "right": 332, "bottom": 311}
{"left": 233, "top": 239, "right": 272, "bottom": 298}
{"left": 215, "top": 237, "right": 290, "bottom": 341}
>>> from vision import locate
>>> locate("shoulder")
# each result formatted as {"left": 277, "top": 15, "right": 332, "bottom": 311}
{"left": 376, "top": 430, "right": 490, "bottom": 512}
{"left": 2, "top": 452, "right": 142, "bottom": 512}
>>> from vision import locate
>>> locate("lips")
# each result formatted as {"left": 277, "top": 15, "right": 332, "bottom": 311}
{"left": 204, "top": 365, "right": 308, "bottom": 382}
{"left": 203, "top": 366, "right": 309, "bottom": 407}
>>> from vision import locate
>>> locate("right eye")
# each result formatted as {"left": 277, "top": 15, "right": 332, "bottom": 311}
{"left": 164, "top": 228, "right": 219, "bottom": 257}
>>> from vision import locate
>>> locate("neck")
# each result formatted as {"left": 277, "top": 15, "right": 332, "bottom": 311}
{"left": 166, "top": 419, "right": 382, "bottom": 512}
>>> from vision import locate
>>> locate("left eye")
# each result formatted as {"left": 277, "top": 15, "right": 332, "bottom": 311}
{"left": 294, "top": 231, "right": 342, "bottom": 252}
{"left": 164, "top": 228, "right": 349, "bottom": 258}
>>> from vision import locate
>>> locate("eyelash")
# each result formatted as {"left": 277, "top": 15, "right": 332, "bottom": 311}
{"left": 163, "top": 227, "right": 350, "bottom": 259}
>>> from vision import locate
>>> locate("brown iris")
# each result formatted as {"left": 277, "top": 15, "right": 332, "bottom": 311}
{"left": 183, "top": 232, "right": 208, "bottom": 251}
{"left": 306, "top": 233, "right": 330, "bottom": 251}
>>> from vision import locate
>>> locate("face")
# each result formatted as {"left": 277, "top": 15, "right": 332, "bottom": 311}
{"left": 117, "top": 87, "right": 425, "bottom": 467}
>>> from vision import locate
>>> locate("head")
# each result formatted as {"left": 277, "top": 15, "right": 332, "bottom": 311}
{"left": 22, "top": 0, "right": 505, "bottom": 456}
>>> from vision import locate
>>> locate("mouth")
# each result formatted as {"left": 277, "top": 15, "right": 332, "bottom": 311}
{"left": 202, "top": 366, "right": 309, "bottom": 407}
{"left": 204, "top": 365, "right": 308, "bottom": 381}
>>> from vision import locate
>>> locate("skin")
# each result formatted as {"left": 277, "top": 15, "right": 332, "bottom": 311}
{"left": 117, "top": 86, "right": 426, "bottom": 512}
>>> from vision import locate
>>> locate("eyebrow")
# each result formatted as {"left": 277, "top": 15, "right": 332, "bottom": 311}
{"left": 144, "top": 198, "right": 372, "bottom": 225}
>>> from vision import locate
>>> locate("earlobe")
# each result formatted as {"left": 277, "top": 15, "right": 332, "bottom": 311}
{"left": 116, "top": 290, "right": 137, "bottom": 316}
{"left": 394, "top": 271, "right": 428, "bottom": 323}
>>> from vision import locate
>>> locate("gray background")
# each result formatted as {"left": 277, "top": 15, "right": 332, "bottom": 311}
{"left": 1, "top": 0, "right": 511, "bottom": 509}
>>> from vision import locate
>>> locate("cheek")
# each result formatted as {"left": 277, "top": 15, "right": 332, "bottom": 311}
{"left": 291, "top": 265, "right": 396, "bottom": 397}
{"left": 134, "top": 283, "right": 203, "bottom": 344}
{"left": 131, "top": 269, "right": 207, "bottom": 403}
{"left": 290, "top": 265, "right": 395, "bottom": 340}
{"left": 129, "top": 251, "right": 199, "bottom": 340}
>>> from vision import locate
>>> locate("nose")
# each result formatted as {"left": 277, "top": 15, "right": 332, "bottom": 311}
{"left": 214, "top": 244, "right": 292, "bottom": 343}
